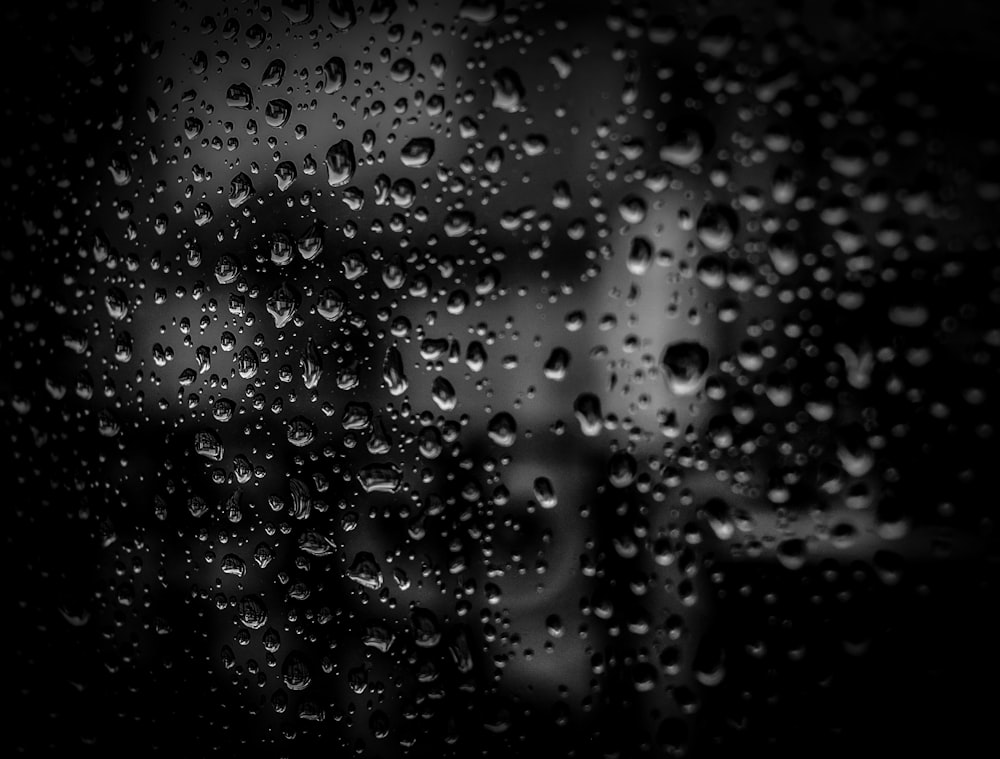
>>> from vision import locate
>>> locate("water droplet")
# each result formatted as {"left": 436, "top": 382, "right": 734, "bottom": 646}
{"left": 491, "top": 68, "right": 525, "bottom": 112}
{"left": 228, "top": 172, "right": 254, "bottom": 208}
{"left": 410, "top": 607, "right": 442, "bottom": 647}
{"left": 347, "top": 552, "right": 384, "bottom": 590}
{"left": 327, "top": 0, "right": 357, "bottom": 30}
{"left": 301, "top": 338, "right": 322, "bottom": 388}
{"left": 357, "top": 464, "right": 403, "bottom": 493}
{"left": 274, "top": 161, "right": 297, "bottom": 191}
{"left": 265, "top": 98, "right": 291, "bottom": 128}
{"left": 459, "top": 0, "right": 503, "bottom": 24}
{"left": 418, "top": 427, "right": 443, "bottom": 459}
{"left": 108, "top": 153, "right": 132, "bottom": 186}
{"left": 703, "top": 498, "right": 735, "bottom": 540}
{"left": 533, "top": 477, "right": 558, "bottom": 508}
{"left": 297, "top": 220, "right": 325, "bottom": 261}
{"left": 619, "top": 195, "right": 647, "bottom": 224}
{"left": 607, "top": 451, "right": 637, "bottom": 488}
{"left": 487, "top": 412, "right": 517, "bottom": 446}
{"left": 699, "top": 15, "right": 740, "bottom": 58}
{"left": 194, "top": 430, "right": 224, "bottom": 461}
{"left": 660, "top": 115, "right": 712, "bottom": 167}
{"left": 775, "top": 538, "right": 808, "bottom": 570}
{"left": 325, "top": 139, "right": 356, "bottom": 187}
{"left": 299, "top": 530, "right": 336, "bottom": 556}
{"left": 225, "top": 82, "right": 253, "bottom": 110}
{"left": 767, "top": 232, "right": 800, "bottom": 275}
{"left": 214, "top": 254, "right": 240, "bottom": 285}
{"left": 266, "top": 281, "right": 299, "bottom": 328}
{"left": 261, "top": 58, "right": 285, "bottom": 86}
{"left": 286, "top": 416, "right": 316, "bottom": 447}
{"left": 543, "top": 347, "right": 571, "bottom": 380}
{"left": 573, "top": 393, "right": 603, "bottom": 436}
{"left": 282, "top": 652, "right": 312, "bottom": 691}
{"left": 400, "top": 137, "right": 435, "bottom": 168}
{"left": 661, "top": 340, "right": 710, "bottom": 395}
{"left": 382, "top": 346, "right": 408, "bottom": 395}
{"left": 695, "top": 204, "right": 738, "bottom": 252}
{"left": 236, "top": 346, "right": 259, "bottom": 379}
{"left": 389, "top": 57, "right": 415, "bottom": 83}
{"left": 342, "top": 401, "right": 373, "bottom": 431}
{"left": 105, "top": 287, "right": 129, "bottom": 320}
{"left": 368, "top": 0, "right": 397, "bottom": 25}
{"left": 431, "top": 376, "right": 457, "bottom": 411}
{"left": 237, "top": 595, "right": 267, "bottom": 629}
{"left": 323, "top": 56, "right": 346, "bottom": 93}
{"left": 888, "top": 303, "right": 929, "bottom": 327}
{"left": 627, "top": 236, "right": 654, "bottom": 276}
{"left": 696, "top": 255, "right": 728, "bottom": 288}
{"left": 316, "top": 286, "right": 347, "bottom": 322}
{"left": 444, "top": 210, "right": 476, "bottom": 237}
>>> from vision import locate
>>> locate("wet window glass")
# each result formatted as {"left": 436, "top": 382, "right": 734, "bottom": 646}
{"left": 5, "top": 0, "right": 1000, "bottom": 756}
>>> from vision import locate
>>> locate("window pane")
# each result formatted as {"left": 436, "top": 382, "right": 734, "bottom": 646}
{"left": 5, "top": 1, "right": 1000, "bottom": 755}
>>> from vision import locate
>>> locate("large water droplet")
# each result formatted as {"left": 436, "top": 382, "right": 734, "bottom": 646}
{"left": 275, "top": 161, "right": 297, "bottom": 192}
{"left": 228, "top": 172, "right": 254, "bottom": 208}
{"left": 459, "top": 0, "right": 503, "bottom": 24}
{"left": 286, "top": 416, "right": 316, "bottom": 447}
{"left": 327, "top": 0, "right": 357, "bottom": 30}
{"left": 487, "top": 412, "right": 517, "bottom": 446}
{"left": 237, "top": 595, "right": 268, "bottom": 629}
{"left": 400, "top": 137, "right": 435, "bottom": 168}
{"left": 225, "top": 82, "right": 253, "bottom": 109}
{"left": 316, "top": 286, "right": 347, "bottom": 322}
{"left": 194, "top": 430, "right": 224, "bottom": 461}
{"left": 533, "top": 477, "right": 558, "bottom": 508}
{"left": 323, "top": 56, "right": 346, "bottom": 93}
{"left": 357, "top": 464, "right": 403, "bottom": 493}
{"left": 695, "top": 204, "right": 738, "bottom": 252}
{"left": 301, "top": 338, "right": 322, "bottom": 389}
{"left": 282, "top": 652, "right": 312, "bottom": 691}
{"left": 574, "top": 393, "right": 603, "bottom": 436}
{"left": 382, "top": 346, "right": 408, "bottom": 395}
{"left": 491, "top": 68, "right": 525, "bottom": 112}
{"left": 325, "top": 139, "right": 356, "bottom": 187}
{"left": 347, "top": 552, "right": 384, "bottom": 590}
{"left": 661, "top": 340, "right": 710, "bottom": 395}
{"left": 297, "top": 220, "right": 325, "bottom": 261}
{"left": 261, "top": 58, "right": 285, "bottom": 86}
{"left": 266, "top": 281, "right": 299, "bottom": 328}
{"left": 298, "top": 530, "right": 336, "bottom": 557}
{"left": 265, "top": 98, "right": 291, "bottom": 128}
{"left": 431, "top": 376, "right": 457, "bottom": 411}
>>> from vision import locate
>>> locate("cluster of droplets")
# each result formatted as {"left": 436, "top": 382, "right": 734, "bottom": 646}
{"left": 4, "top": 0, "right": 1000, "bottom": 755}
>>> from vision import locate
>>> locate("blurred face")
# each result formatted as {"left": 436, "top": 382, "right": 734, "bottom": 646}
{"left": 6, "top": 0, "right": 999, "bottom": 756}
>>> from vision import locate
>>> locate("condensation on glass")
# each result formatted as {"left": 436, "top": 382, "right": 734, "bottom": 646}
{"left": 4, "top": 0, "right": 1000, "bottom": 756}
